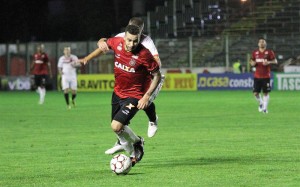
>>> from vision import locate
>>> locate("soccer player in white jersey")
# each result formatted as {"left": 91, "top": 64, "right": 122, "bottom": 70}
{"left": 97, "top": 17, "right": 164, "bottom": 155}
{"left": 57, "top": 47, "right": 80, "bottom": 109}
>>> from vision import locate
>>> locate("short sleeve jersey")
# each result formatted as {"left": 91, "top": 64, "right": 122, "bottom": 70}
{"left": 107, "top": 37, "right": 159, "bottom": 99}
{"left": 32, "top": 52, "right": 49, "bottom": 75}
{"left": 251, "top": 49, "right": 276, "bottom": 78}
{"left": 57, "top": 54, "right": 79, "bottom": 77}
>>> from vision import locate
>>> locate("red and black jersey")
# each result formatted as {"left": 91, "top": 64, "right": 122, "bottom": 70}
{"left": 32, "top": 52, "right": 49, "bottom": 75}
{"left": 107, "top": 37, "right": 159, "bottom": 99}
{"left": 251, "top": 49, "right": 276, "bottom": 78}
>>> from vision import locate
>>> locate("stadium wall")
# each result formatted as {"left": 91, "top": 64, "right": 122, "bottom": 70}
{"left": 2, "top": 73, "right": 300, "bottom": 91}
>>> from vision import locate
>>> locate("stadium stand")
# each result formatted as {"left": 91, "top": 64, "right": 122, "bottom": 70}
{"left": 147, "top": 0, "right": 300, "bottom": 68}
{"left": 1, "top": 0, "right": 300, "bottom": 76}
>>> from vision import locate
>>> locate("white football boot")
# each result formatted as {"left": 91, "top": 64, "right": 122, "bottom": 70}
{"left": 258, "top": 104, "right": 263, "bottom": 112}
{"left": 147, "top": 116, "right": 158, "bottom": 138}
{"left": 105, "top": 141, "right": 124, "bottom": 155}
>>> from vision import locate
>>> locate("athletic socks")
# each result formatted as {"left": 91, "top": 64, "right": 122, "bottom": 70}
{"left": 116, "top": 126, "right": 140, "bottom": 157}
{"left": 144, "top": 102, "right": 157, "bottom": 122}
{"left": 39, "top": 87, "right": 46, "bottom": 104}
{"left": 263, "top": 95, "right": 269, "bottom": 111}
{"left": 72, "top": 94, "right": 76, "bottom": 102}
{"left": 121, "top": 126, "right": 140, "bottom": 143}
{"left": 64, "top": 93, "right": 69, "bottom": 105}
{"left": 255, "top": 94, "right": 263, "bottom": 105}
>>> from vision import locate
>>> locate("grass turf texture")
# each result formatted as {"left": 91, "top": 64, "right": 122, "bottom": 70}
{"left": 0, "top": 91, "right": 299, "bottom": 186}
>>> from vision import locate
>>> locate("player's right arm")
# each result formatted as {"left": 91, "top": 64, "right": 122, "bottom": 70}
{"left": 249, "top": 58, "right": 256, "bottom": 66}
{"left": 249, "top": 51, "right": 256, "bottom": 66}
{"left": 97, "top": 32, "right": 124, "bottom": 52}
{"left": 80, "top": 37, "right": 117, "bottom": 65}
{"left": 57, "top": 57, "right": 63, "bottom": 75}
{"left": 97, "top": 38, "right": 109, "bottom": 52}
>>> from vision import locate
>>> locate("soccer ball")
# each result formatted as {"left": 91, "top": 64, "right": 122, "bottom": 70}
{"left": 110, "top": 154, "right": 132, "bottom": 175}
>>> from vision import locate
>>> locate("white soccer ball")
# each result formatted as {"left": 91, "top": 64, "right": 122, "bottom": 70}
{"left": 110, "top": 154, "right": 132, "bottom": 175}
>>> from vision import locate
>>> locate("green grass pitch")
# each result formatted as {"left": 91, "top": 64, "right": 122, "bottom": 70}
{"left": 0, "top": 91, "right": 299, "bottom": 186}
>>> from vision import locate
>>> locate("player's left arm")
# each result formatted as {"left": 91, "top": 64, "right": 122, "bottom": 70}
{"left": 263, "top": 58, "right": 277, "bottom": 65}
{"left": 137, "top": 70, "right": 162, "bottom": 110}
{"left": 263, "top": 51, "right": 278, "bottom": 66}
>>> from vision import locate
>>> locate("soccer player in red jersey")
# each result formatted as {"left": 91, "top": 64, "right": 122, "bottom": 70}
{"left": 79, "top": 25, "right": 162, "bottom": 166}
{"left": 250, "top": 38, "right": 277, "bottom": 113}
{"left": 30, "top": 44, "right": 52, "bottom": 104}
{"left": 98, "top": 17, "right": 162, "bottom": 140}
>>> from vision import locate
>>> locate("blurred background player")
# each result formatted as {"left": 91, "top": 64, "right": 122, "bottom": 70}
{"left": 57, "top": 47, "right": 80, "bottom": 109}
{"left": 30, "top": 44, "right": 52, "bottom": 104}
{"left": 98, "top": 17, "right": 164, "bottom": 155}
{"left": 79, "top": 24, "right": 161, "bottom": 166}
{"left": 250, "top": 38, "right": 277, "bottom": 113}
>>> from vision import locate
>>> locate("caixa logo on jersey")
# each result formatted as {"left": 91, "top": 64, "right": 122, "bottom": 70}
{"left": 114, "top": 62, "right": 135, "bottom": 73}
{"left": 0, "top": 76, "right": 31, "bottom": 90}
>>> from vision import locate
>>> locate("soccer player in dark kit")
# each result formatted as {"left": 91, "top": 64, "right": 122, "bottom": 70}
{"left": 30, "top": 44, "right": 52, "bottom": 104}
{"left": 250, "top": 38, "right": 277, "bottom": 114}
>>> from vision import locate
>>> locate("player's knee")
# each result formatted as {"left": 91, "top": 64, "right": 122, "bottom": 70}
{"left": 111, "top": 120, "right": 123, "bottom": 133}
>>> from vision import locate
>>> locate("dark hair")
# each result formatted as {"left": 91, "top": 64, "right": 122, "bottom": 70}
{"left": 125, "top": 25, "right": 140, "bottom": 35}
{"left": 259, "top": 38, "right": 266, "bottom": 41}
{"left": 129, "top": 17, "right": 144, "bottom": 28}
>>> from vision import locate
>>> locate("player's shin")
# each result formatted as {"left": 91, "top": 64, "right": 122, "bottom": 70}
{"left": 122, "top": 126, "right": 140, "bottom": 143}
{"left": 254, "top": 94, "right": 262, "bottom": 105}
{"left": 115, "top": 128, "right": 135, "bottom": 157}
{"left": 64, "top": 93, "right": 69, "bottom": 105}
{"left": 144, "top": 103, "right": 156, "bottom": 122}
{"left": 263, "top": 94, "right": 269, "bottom": 110}
{"left": 39, "top": 87, "right": 46, "bottom": 104}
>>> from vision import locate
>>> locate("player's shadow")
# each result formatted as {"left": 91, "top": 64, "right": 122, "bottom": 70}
{"left": 143, "top": 155, "right": 276, "bottom": 168}
{"left": 126, "top": 172, "right": 144, "bottom": 176}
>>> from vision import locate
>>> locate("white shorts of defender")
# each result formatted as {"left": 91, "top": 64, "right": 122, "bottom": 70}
{"left": 61, "top": 76, "right": 77, "bottom": 90}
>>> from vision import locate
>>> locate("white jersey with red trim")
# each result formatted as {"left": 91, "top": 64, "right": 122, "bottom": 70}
{"left": 57, "top": 54, "right": 79, "bottom": 78}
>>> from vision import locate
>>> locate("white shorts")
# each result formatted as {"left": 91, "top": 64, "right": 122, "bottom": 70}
{"left": 61, "top": 76, "right": 77, "bottom": 90}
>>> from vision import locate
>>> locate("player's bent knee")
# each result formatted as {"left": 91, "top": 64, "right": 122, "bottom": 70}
{"left": 111, "top": 120, "right": 123, "bottom": 133}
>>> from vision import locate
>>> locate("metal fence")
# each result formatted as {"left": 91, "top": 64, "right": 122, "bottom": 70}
{"left": 0, "top": 31, "right": 299, "bottom": 77}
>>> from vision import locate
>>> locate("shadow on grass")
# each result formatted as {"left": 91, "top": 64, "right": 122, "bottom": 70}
{"left": 142, "top": 155, "right": 295, "bottom": 168}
